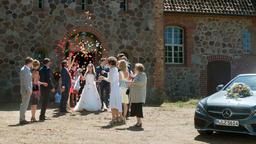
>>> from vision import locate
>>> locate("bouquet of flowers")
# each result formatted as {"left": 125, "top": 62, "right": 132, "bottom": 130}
{"left": 226, "top": 83, "right": 252, "bottom": 98}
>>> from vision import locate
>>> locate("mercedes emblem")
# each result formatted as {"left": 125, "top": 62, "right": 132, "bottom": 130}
{"left": 222, "top": 108, "right": 232, "bottom": 118}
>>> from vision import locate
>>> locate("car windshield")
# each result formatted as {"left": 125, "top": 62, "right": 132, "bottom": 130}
{"left": 224, "top": 75, "right": 256, "bottom": 91}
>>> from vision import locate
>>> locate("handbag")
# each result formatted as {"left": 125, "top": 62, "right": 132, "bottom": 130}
{"left": 55, "top": 92, "right": 61, "bottom": 104}
{"left": 126, "top": 88, "right": 130, "bottom": 95}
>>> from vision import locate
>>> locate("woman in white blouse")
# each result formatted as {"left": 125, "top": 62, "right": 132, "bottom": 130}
{"left": 100, "top": 57, "right": 123, "bottom": 125}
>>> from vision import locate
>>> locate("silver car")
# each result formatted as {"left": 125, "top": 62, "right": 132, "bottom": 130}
{"left": 195, "top": 74, "right": 256, "bottom": 135}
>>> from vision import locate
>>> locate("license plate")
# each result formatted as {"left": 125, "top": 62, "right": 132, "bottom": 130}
{"left": 214, "top": 119, "right": 239, "bottom": 127}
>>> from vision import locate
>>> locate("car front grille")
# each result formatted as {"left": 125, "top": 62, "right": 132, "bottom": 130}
{"left": 207, "top": 106, "right": 252, "bottom": 120}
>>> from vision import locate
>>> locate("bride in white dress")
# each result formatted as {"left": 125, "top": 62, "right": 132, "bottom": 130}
{"left": 74, "top": 64, "right": 102, "bottom": 112}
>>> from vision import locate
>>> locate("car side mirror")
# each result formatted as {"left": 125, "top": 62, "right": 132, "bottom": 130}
{"left": 216, "top": 84, "right": 224, "bottom": 91}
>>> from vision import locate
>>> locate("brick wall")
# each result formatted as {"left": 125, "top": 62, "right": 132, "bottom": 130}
{"left": 164, "top": 13, "right": 256, "bottom": 99}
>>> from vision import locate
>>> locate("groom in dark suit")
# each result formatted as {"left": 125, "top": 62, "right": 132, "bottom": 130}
{"left": 60, "top": 60, "right": 71, "bottom": 113}
{"left": 39, "top": 58, "right": 54, "bottom": 121}
{"left": 96, "top": 58, "right": 110, "bottom": 110}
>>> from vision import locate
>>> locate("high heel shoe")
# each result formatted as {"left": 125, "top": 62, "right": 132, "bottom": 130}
{"left": 117, "top": 117, "right": 126, "bottom": 125}
{"left": 31, "top": 117, "right": 38, "bottom": 123}
{"left": 110, "top": 118, "right": 118, "bottom": 126}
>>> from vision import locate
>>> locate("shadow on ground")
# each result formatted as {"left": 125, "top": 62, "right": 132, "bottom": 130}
{"left": 195, "top": 133, "right": 256, "bottom": 144}
{"left": 8, "top": 120, "right": 43, "bottom": 127}
{"left": 0, "top": 103, "right": 59, "bottom": 111}
{"left": 116, "top": 126, "right": 144, "bottom": 132}
{"left": 52, "top": 109, "right": 104, "bottom": 118}
{"left": 99, "top": 124, "right": 144, "bottom": 132}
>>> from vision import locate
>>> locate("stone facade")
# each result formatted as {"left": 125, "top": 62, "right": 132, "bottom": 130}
{"left": 1, "top": 0, "right": 255, "bottom": 102}
{"left": 0, "top": 0, "right": 164, "bottom": 102}
{"left": 164, "top": 13, "right": 256, "bottom": 100}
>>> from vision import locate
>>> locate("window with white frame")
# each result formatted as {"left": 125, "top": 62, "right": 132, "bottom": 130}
{"left": 164, "top": 26, "right": 184, "bottom": 64}
{"left": 243, "top": 31, "right": 252, "bottom": 54}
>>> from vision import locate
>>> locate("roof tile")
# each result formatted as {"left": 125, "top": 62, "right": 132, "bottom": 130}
{"left": 164, "top": 0, "right": 256, "bottom": 16}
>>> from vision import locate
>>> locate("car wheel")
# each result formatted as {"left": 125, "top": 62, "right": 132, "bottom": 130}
{"left": 197, "top": 130, "right": 213, "bottom": 135}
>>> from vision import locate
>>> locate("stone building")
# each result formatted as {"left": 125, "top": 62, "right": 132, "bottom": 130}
{"left": 164, "top": 0, "right": 256, "bottom": 100}
{"left": 0, "top": 0, "right": 164, "bottom": 102}
{"left": 0, "top": 0, "right": 255, "bottom": 102}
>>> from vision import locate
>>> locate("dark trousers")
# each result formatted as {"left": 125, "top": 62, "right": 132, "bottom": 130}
{"left": 40, "top": 89, "right": 50, "bottom": 119}
{"left": 60, "top": 88, "right": 70, "bottom": 112}
{"left": 98, "top": 83, "right": 110, "bottom": 108}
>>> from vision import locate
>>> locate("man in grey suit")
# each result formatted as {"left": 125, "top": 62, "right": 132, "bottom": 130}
{"left": 19, "top": 57, "right": 33, "bottom": 125}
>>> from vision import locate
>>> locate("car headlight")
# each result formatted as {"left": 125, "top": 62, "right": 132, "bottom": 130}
{"left": 252, "top": 107, "right": 256, "bottom": 116}
{"left": 196, "top": 101, "right": 207, "bottom": 114}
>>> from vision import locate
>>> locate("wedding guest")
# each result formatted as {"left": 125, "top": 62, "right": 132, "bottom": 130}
{"left": 69, "top": 70, "right": 76, "bottom": 107}
{"left": 66, "top": 57, "right": 77, "bottom": 110}
{"left": 129, "top": 63, "right": 147, "bottom": 128}
{"left": 73, "top": 68, "right": 83, "bottom": 105}
{"left": 100, "top": 57, "right": 123, "bottom": 125}
{"left": 19, "top": 57, "right": 33, "bottom": 125}
{"left": 117, "top": 53, "right": 132, "bottom": 71}
{"left": 30, "top": 60, "right": 48, "bottom": 122}
{"left": 118, "top": 54, "right": 133, "bottom": 119}
{"left": 118, "top": 60, "right": 130, "bottom": 122}
{"left": 67, "top": 53, "right": 77, "bottom": 70}
{"left": 53, "top": 71, "right": 61, "bottom": 103}
{"left": 78, "top": 72, "right": 85, "bottom": 100}
{"left": 60, "top": 60, "right": 72, "bottom": 113}
{"left": 68, "top": 70, "right": 74, "bottom": 108}
{"left": 39, "top": 58, "right": 55, "bottom": 121}
{"left": 117, "top": 53, "right": 125, "bottom": 61}
{"left": 96, "top": 58, "right": 110, "bottom": 110}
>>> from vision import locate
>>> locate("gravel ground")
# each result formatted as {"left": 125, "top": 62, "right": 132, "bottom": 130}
{"left": 0, "top": 103, "right": 256, "bottom": 144}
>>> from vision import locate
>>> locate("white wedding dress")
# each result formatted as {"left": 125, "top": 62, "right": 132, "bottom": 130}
{"left": 74, "top": 73, "right": 102, "bottom": 112}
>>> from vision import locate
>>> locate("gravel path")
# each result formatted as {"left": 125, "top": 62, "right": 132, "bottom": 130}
{"left": 0, "top": 104, "right": 256, "bottom": 144}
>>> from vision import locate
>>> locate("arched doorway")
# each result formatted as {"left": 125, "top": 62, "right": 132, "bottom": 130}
{"left": 55, "top": 26, "right": 108, "bottom": 72}
{"left": 64, "top": 32, "right": 102, "bottom": 68}
{"left": 207, "top": 61, "right": 231, "bottom": 95}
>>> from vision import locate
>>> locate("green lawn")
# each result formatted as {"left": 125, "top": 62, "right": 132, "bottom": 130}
{"left": 160, "top": 99, "right": 199, "bottom": 111}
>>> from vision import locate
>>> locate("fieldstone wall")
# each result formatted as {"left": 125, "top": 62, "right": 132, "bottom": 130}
{"left": 193, "top": 18, "right": 250, "bottom": 58}
{"left": 2, "top": 1, "right": 254, "bottom": 102}
{"left": 0, "top": 0, "right": 165, "bottom": 102}
{"left": 165, "top": 66, "right": 201, "bottom": 100}
{"left": 164, "top": 14, "right": 256, "bottom": 100}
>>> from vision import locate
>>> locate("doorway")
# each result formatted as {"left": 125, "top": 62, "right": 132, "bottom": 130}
{"left": 207, "top": 61, "right": 231, "bottom": 95}
{"left": 64, "top": 32, "right": 103, "bottom": 71}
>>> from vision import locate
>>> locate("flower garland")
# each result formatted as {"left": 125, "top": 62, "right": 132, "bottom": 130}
{"left": 226, "top": 83, "right": 252, "bottom": 98}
